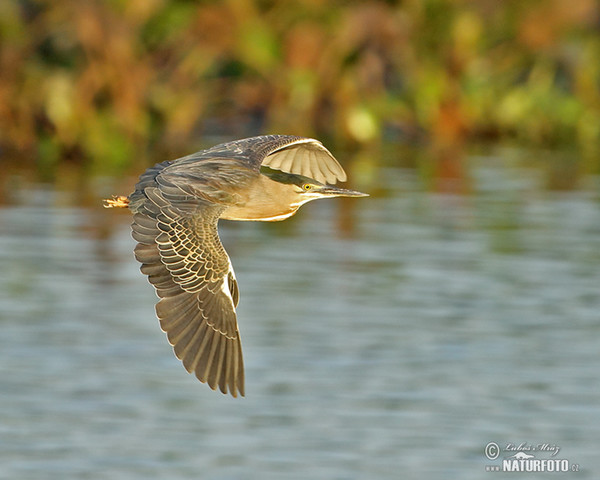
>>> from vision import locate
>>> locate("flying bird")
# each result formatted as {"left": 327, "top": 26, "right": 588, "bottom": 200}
{"left": 105, "top": 135, "right": 367, "bottom": 397}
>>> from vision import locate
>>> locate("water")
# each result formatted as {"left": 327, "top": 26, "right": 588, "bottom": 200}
{"left": 1, "top": 152, "right": 599, "bottom": 479}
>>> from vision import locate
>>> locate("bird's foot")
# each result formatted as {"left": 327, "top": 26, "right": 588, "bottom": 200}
{"left": 103, "top": 195, "right": 129, "bottom": 208}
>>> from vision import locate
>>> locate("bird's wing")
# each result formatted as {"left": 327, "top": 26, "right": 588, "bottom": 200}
{"left": 161, "top": 135, "right": 347, "bottom": 185}
{"left": 131, "top": 177, "right": 244, "bottom": 397}
{"left": 260, "top": 137, "right": 347, "bottom": 184}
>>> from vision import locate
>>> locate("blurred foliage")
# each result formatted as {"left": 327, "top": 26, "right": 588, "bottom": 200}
{"left": 0, "top": 0, "right": 599, "bottom": 177}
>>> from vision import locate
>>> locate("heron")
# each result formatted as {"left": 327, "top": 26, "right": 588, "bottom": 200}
{"left": 105, "top": 135, "right": 368, "bottom": 397}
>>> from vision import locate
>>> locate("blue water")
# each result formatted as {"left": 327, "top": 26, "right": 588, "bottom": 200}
{"left": 1, "top": 152, "right": 599, "bottom": 479}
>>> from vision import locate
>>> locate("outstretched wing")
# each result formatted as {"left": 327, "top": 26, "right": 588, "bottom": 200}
{"left": 131, "top": 177, "right": 244, "bottom": 397}
{"left": 171, "top": 135, "right": 348, "bottom": 185}
{"left": 260, "top": 137, "right": 347, "bottom": 184}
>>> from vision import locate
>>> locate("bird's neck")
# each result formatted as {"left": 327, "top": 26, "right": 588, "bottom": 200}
{"left": 220, "top": 176, "right": 301, "bottom": 222}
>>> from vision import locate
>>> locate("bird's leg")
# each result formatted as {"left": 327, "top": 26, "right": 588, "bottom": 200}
{"left": 103, "top": 195, "right": 130, "bottom": 208}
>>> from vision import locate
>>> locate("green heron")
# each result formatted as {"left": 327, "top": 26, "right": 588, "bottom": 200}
{"left": 105, "top": 135, "right": 367, "bottom": 397}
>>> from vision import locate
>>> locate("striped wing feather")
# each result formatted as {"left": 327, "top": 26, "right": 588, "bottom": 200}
{"left": 261, "top": 139, "right": 347, "bottom": 184}
{"left": 131, "top": 185, "right": 244, "bottom": 397}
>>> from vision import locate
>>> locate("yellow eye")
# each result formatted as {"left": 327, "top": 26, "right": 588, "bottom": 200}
{"left": 303, "top": 184, "right": 313, "bottom": 191}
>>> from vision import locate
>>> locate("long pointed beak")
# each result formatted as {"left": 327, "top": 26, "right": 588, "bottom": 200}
{"left": 315, "top": 185, "right": 369, "bottom": 198}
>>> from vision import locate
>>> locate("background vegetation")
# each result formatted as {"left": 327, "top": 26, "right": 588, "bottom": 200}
{"left": 1, "top": 0, "right": 599, "bottom": 180}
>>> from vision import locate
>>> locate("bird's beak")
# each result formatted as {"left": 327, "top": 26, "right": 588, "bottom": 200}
{"left": 314, "top": 185, "right": 369, "bottom": 198}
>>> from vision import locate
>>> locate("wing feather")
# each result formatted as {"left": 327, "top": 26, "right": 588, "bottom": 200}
{"left": 130, "top": 185, "right": 245, "bottom": 397}
{"left": 261, "top": 138, "right": 347, "bottom": 184}
{"left": 278, "top": 148, "right": 295, "bottom": 173}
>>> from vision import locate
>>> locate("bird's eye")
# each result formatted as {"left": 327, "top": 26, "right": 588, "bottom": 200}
{"left": 303, "top": 184, "right": 312, "bottom": 191}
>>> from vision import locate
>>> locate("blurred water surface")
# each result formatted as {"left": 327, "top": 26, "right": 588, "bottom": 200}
{"left": 1, "top": 149, "right": 599, "bottom": 479}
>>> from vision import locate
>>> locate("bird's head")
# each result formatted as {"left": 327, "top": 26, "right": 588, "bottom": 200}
{"left": 291, "top": 179, "right": 369, "bottom": 203}
{"left": 224, "top": 166, "right": 369, "bottom": 222}
{"left": 261, "top": 166, "right": 368, "bottom": 208}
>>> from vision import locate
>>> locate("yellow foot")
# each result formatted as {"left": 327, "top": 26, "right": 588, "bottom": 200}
{"left": 103, "top": 195, "right": 129, "bottom": 208}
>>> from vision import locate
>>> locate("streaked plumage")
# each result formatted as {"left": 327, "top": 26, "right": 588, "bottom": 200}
{"left": 106, "top": 135, "right": 367, "bottom": 397}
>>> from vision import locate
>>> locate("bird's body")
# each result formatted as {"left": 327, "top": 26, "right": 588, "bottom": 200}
{"left": 106, "top": 135, "right": 367, "bottom": 397}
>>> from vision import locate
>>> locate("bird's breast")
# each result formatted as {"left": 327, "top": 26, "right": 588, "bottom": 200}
{"left": 220, "top": 203, "right": 299, "bottom": 222}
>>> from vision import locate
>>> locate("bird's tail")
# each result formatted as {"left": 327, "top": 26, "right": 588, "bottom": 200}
{"left": 103, "top": 195, "right": 130, "bottom": 208}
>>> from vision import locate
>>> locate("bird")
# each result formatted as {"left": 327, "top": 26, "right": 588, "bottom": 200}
{"left": 104, "top": 135, "right": 368, "bottom": 397}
